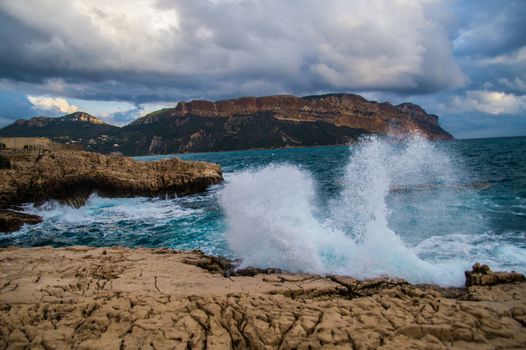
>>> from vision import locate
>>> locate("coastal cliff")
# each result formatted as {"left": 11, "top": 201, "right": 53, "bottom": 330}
{"left": 0, "top": 93, "right": 453, "bottom": 155}
{"left": 117, "top": 94, "right": 452, "bottom": 155}
{"left": 0, "top": 246, "right": 524, "bottom": 349}
{"left": 0, "top": 151, "right": 222, "bottom": 232}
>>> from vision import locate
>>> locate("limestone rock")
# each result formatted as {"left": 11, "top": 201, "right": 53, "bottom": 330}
{"left": 0, "top": 210, "right": 42, "bottom": 232}
{"left": 118, "top": 94, "right": 453, "bottom": 155}
{"left": 1, "top": 247, "right": 525, "bottom": 349}
{"left": 0, "top": 151, "right": 222, "bottom": 232}
{"left": 465, "top": 262, "right": 525, "bottom": 286}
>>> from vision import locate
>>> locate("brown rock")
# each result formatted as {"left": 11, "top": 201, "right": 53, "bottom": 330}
{"left": 159, "top": 94, "right": 452, "bottom": 141}
{"left": 123, "top": 93, "right": 453, "bottom": 155}
{"left": 2, "top": 94, "right": 454, "bottom": 155}
{"left": 0, "top": 151, "right": 222, "bottom": 232}
{"left": 1, "top": 247, "right": 525, "bottom": 349}
{"left": 465, "top": 262, "right": 525, "bottom": 286}
{"left": 0, "top": 210, "right": 42, "bottom": 232}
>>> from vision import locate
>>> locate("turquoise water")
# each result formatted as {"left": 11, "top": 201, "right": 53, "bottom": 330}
{"left": 2, "top": 136, "right": 525, "bottom": 285}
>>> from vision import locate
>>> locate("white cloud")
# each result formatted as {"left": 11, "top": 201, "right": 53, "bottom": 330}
{"left": 452, "top": 90, "right": 526, "bottom": 115}
{"left": 98, "top": 101, "right": 178, "bottom": 126}
{"left": 27, "top": 96, "right": 78, "bottom": 114}
{"left": 498, "top": 78, "right": 526, "bottom": 92}
{"left": 475, "top": 47, "right": 526, "bottom": 66}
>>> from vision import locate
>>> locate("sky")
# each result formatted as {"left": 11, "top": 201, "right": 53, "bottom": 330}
{"left": 0, "top": 0, "right": 525, "bottom": 138}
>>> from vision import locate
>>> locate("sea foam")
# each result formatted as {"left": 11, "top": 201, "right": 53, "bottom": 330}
{"left": 219, "top": 136, "right": 473, "bottom": 286}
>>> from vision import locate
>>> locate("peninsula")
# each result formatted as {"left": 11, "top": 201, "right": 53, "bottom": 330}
{"left": 0, "top": 93, "right": 453, "bottom": 156}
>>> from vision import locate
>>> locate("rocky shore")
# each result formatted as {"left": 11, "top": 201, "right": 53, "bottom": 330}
{"left": 0, "top": 151, "right": 223, "bottom": 232}
{"left": 0, "top": 246, "right": 524, "bottom": 349}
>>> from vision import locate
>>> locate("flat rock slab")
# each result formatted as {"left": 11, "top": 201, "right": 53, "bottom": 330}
{"left": 1, "top": 246, "right": 525, "bottom": 349}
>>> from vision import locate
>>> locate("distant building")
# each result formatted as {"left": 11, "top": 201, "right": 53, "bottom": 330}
{"left": 0, "top": 137, "right": 52, "bottom": 150}
{"left": 0, "top": 137, "right": 83, "bottom": 151}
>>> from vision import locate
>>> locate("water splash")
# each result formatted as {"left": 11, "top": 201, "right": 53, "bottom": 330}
{"left": 5, "top": 136, "right": 524, "bottom": 285}
{"left": 219, "top": 136, "right": 476, "bottom": 286}
{"left": 6, "top": 194, "right": 227, "bottom": 254}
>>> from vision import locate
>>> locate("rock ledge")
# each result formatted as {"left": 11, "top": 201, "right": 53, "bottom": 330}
{"left": 0, "top": 151, "right": 222, "bottom": 232}
{"left": 1, "top": 247, "right": 525, "bottom": 349}
{"left": 465, "top": 262, "right": 525, "bottom": 286}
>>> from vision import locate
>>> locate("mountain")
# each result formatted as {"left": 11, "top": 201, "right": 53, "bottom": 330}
{"left": 0, "top": 112, "right": 118, "bottom": 142}
{"left": 108, "top": 93, "right": 452, "bottom": 155}
{"left": 0, "top": 94, "right": 453, "bottom": 155}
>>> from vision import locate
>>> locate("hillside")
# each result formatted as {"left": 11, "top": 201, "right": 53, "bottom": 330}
{"left": 0, "top": 94, "right": 453, "bottom": 155}
{"left": 0, "top": 112, "right": 118, "bottom": 142}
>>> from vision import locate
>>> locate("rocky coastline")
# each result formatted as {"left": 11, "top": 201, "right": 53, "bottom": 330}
{"left": 0, "top": 150, "right": 222, "bottom": 232}
{"left": 0, "top": 246, "right": 524, "bottom": 349}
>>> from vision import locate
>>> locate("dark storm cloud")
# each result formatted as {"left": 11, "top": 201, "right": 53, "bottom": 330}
{"left": 0, "top": 0, "right": 465, "bottom": 102}
{"left": 0, "top": 0, "right": 524, "bottom": 137}
{"left": 0, "top": 12, "right": 57, "bottom": 83}
{"left": 453, "top": 0, "right": 526, "bottom": 58}
{"left": 452, "top": 1, "right": 526, "bottom": 94}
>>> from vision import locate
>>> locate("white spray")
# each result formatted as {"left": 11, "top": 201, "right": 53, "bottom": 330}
{"left": 219, "top": 136, "right": 468, "bottom": 286}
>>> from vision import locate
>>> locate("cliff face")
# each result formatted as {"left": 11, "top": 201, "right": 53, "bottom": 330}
{"left": 120, "top": 93, "right": 452, "bottom": 155}
{"left": 0, "top": 94, "right": 453, "bottom": 155}
{"left": 133, "top": 94, "right": 451, "bottom": 139}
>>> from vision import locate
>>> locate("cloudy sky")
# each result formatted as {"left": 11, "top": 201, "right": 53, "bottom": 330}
{"left": 0, "top": 0, "right": 525, "bottom": 138}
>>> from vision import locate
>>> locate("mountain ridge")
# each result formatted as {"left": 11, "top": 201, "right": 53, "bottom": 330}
{"left": 0, "top": 93, "right": 453, "bottom": 155}
{"left": 12, "top": 112, "right": 107, "bottom": 127}
{"left": 0, "top": 112, "right": 118, "bottom": 141}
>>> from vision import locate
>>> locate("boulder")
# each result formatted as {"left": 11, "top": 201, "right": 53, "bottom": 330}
{"left": 465, "top": 262, "right": 525, "bottom": 286}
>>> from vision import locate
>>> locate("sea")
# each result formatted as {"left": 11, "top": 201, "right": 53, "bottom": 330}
{"left": 1, "top": 136, "right": 525, "bottom": 286}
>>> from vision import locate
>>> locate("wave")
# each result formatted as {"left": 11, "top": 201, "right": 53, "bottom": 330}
{"left": 22, "top": 195, "right": 200, "bottom": 225}
{"left": 219, "top": 136, "right": 497, "bottom": 286}
{"left": 7, "top": 195, "right": 223, "bottom": 251}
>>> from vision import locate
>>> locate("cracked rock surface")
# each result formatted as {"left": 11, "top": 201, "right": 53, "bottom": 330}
{"left": 1, "top": 246, "right": 525, "bottom": 349}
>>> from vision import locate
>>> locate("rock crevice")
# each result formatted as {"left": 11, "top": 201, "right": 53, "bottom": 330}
{"left": 0, "top": 247, "right": 525, "bottom": 349}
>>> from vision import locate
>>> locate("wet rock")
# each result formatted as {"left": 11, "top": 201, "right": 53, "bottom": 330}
{"left": 465, "top": 262, "right": 525, "bottom": 286}
{"left": 183, "top": 251, "right": 289, "bottom": 277}
{"left": 0, "top": 210, "right": 42, "bottom": 232}
{"left": 183, "top": 251, "right": 238, "bottom": 275}
{"left": 0, "top": 151, "right": 222, "bottom": 232}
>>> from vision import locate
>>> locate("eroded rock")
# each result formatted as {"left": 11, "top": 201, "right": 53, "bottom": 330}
{"left": 1, "top": 247, "right": 525, "bottom": 349}
{"left": 0, "top": 210, "right": 42, "bottom": 232}
{"left": 465, "top": 262, "right": 525, "bottom": 286}
{"left": 0, "top": 151, "right": 222, "bottom": 232}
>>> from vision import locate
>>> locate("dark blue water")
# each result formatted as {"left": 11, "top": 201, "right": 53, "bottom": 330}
{"left": 1, "top": 136, "right": 525, "bottom": 285}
